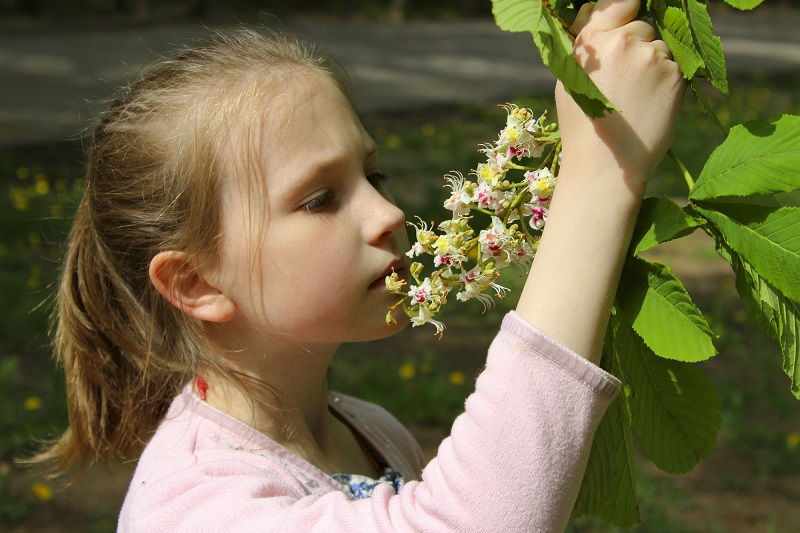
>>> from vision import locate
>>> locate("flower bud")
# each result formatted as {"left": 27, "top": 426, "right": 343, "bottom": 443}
{"left": 410, "top": 262, "right": 424, "bottom": 279}
{"left": 385, "top": 271, "right": 406, "bottom": 293}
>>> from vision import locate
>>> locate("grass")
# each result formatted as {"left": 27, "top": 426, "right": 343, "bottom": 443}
{"left": 1, "top": 69, "right": 800, "bottom": 530}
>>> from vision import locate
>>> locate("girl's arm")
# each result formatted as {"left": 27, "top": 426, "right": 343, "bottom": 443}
{"left": 516, "top": 0, "right": 685, "bottom": 364}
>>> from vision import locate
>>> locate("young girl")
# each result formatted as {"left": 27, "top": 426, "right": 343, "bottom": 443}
{"left": 40, "top": 0, "right": 683, "bottom": 530}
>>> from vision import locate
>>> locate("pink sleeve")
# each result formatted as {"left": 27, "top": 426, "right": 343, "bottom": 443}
{"left": 122, "top": 311, "right": 619, "bottom": 532}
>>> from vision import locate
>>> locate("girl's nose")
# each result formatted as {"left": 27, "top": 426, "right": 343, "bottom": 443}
{"left": 365, "top": 185, "right": 406, "bottom": 246}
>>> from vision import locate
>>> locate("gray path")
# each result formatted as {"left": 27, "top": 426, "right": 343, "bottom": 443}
{"left": 2, "top": 9, "right": 800, "bottom": 147}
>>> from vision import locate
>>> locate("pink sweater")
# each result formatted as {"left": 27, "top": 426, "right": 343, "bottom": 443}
{"left": 118, "top": 312, "right": 620, "bottom": 532}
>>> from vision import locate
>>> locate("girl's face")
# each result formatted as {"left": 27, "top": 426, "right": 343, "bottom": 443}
{"left": 215, "top": 72, "right": 410, "bottom": 347}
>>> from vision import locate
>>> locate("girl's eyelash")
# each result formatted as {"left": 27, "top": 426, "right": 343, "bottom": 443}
{"left": 301, "top": 191, "right": 335, "bottom": 212}
{"left": 301, "top": 173, "right": 388, "bottom": 213}
{"left": 368, "top": 172, "right": 390, "bottom": 188}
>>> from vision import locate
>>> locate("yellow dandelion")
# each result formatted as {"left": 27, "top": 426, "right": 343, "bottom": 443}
{"left": 54, "top": 178, "right": 67, "bottom": 191}
{"left": 787, "top": 431, "right": 800, "bottom": 450}
{"left": 419, "top": 361, "right": 433, "bottom": 375}
{"left": 35, "top": 179, "right": 50, "bottom": 195}
{"left": 16, "top": 166, "right": 30, "bottom": 180}
{"left": 421, "top": 123, "right": 436, "bottom": 137}
{"left": 51, "top": 204, "right": 64, "bottom": 218}
{"left": 31, "top": 481, "right": 54, "bottom": 501}
{"left": 24, "top": 396, "right": 42, "bottom": 411}
{"left": 398, "top": 363, "right": 415, "bottom": 380}
{"left": 11, "top": 188, "right": 29, "bottom": 211}
{"left": 385, "top": 134, "right": 400, "bottom": 149}
{"left": 448, "top": 370, "right": 466, "bottom": 386}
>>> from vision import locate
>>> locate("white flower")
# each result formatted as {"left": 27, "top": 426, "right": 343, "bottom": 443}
{"left": 525, "top": 201, "right": 550, "bottom": 230}
{"left": 406, "top": 217, "right": 437, "bottom": 257}
{"left": 443, "top": 172, "right": 473, "bottom": 217}
{"left": 474, "top": 162, "right": 505, "bottom": 187}
{"left": 478, "top": 217, "right": 512, "bottom": 267}
{"left": 472, "top": 182, "right": 504, "bottom": 212}
{"left": 524, "top": 168, "right": 556, "bottom": 200}
{"left": 456, "top": 265, "right": 510, "bottom": 311}
{"left": 409, "top": 305, "right": 446, "bottom": 336}
{"left": 431, "top": 234, "right": 457, "bottom": 267}
{"left": 406, "top": 241, "right": 424, "bottom": 258}
{"left": 507, "top": 237, "right": 536, "bottom": 268}
{"left": 408, "top": 278, "right": 433, "bottom": 304}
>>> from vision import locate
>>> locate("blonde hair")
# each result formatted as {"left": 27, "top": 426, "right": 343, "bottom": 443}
{"left": 36, "top": 28, "right": 352, "bottom": 473}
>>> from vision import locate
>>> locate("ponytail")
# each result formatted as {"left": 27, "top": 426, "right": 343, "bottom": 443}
{"left": 39, "top": 200, "right": 188, "bottom": 470}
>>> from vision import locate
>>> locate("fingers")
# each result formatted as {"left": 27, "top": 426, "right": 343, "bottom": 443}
{"left": 651, "top": 39, "right": 674, "bottom": 61}
{"left": 573, "top": 1, "right": 670, "bottom": 61}
{"left": 584, "top": 0, "right": 640, "bottom": 32}
{"left": 626, "top": 20, "right": 656, "bottom": 42}
{"left": 571, "top": 2, "right": 594, "bottom": 34}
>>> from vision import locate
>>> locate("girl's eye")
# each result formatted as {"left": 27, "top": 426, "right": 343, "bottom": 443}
{"left": 301, "top": 191, "right": 335, "bottom": 213}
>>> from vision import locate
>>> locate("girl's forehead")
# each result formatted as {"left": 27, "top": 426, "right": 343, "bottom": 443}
{"left": 259, "top": 74, "right": 370, "bottom": 166}
{"left": 269, "top": 73, "right": 359, "bottom": 135}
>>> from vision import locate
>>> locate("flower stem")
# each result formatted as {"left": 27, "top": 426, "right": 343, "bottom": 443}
{"left": 668, "top": 148, "right": 695, "bottom": 191}
{"left": 548, "top": 142, "right": 562, "bottom": 174}
{"left": 519, "top": 210, "right": 538, "bottom": 249}
{"left": 505, "top": 162, "right": 537, "bottom": 172}
{"left": 689, "top": 79, "right": 728, "bottom": 137}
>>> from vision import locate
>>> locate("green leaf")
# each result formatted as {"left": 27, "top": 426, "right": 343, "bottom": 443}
{"left": 572, "top": 330, "right": 621, "bottom": 520}
{"left": 685, "top": 0, "right": 729, "bottom": 93}
{"left": 695, "top": 202, "right": 800, "bottom": 302}
{"left": 723, "top": 0, "right": 766, "bottom": 10}
{"left": 616, "top": 319, "right": 722, "bottom": 474}
{"left": 714, "top": 236, "right": 800, "bottom": 399}
{"left": 618, "top": 257, "right": 717, "bottom": 362}
{"left": 690, "top": 116, "right": 800, "bottom": 201}
{"left": 597, "top": 350, "right": 642, "bottom": 526}
{"left": 533, "top": 7, "right": 615, "bottom": 117}
{"left": 491, "top": 0, "right": 543, "bottom": 33}
{"left": 630, "top": 197, "right": 706, "bottom": 255}
{"left": 591, "top": 335, "right": 640, "bottom": 526}
{"left": 654, "top": 5, "right": 704, "bottom": 80}
{"left": 571, "top": 401, "right": 616, "bottom": 520}
{"left": 596, "top": 391, "right": 640, "bottom": 526}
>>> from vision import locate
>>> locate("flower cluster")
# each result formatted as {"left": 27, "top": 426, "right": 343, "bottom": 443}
{"left": 386, "top": 104, "right": 561, "bottom": 336}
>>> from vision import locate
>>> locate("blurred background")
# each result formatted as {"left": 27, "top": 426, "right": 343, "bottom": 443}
{"left": 2, "top": 1, "right": 800, "bottom": 531}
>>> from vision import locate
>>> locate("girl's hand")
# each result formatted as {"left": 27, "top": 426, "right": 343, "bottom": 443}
{"left": 556, "top": 0, "right": 685, "bottom": 184}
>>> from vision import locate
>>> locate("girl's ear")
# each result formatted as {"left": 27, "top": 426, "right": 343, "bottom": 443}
{"left": 149, "top": 251, "right": 237, "bottom": 323}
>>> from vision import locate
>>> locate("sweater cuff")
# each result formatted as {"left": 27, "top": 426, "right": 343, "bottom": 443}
{"left": 501, "top": 311, "right": 621, "bottom": 399}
